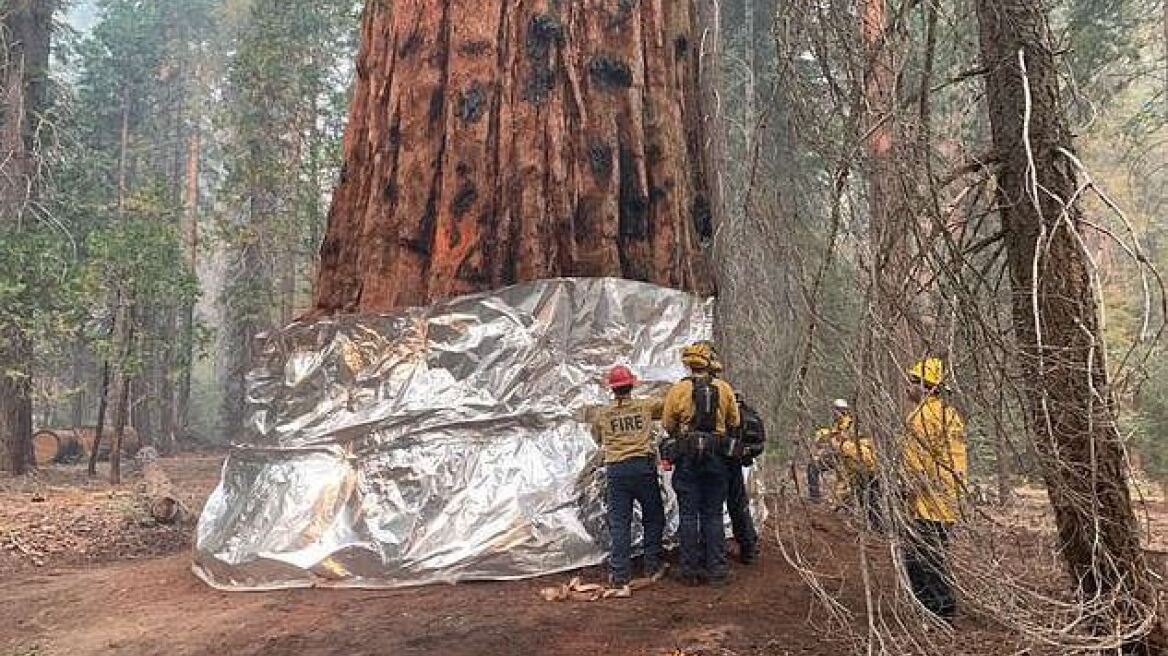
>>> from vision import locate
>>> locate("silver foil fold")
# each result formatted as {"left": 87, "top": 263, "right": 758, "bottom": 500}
{"left": 193, "top": 278, "right": 763, "bottom": 590}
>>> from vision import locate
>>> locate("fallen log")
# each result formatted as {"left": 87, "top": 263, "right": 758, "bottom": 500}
{"left": 31, "top": 430, "right": 61, "bottom": 466}
{"left": 30, "top": 426, "right": 141, "bottom": 466}
{"left": 138, "top": 449, "right": 185, "bottom": 525}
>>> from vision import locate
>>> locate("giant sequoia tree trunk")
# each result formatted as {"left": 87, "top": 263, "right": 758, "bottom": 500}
{"left": 977, "top": 2, "right": 1166, "bottom": 652}
{"left": 313, "top": 0, "right": 714, "bottom": 313}
{"left": 1, "top": 0, "right": 52, "bottom": 475}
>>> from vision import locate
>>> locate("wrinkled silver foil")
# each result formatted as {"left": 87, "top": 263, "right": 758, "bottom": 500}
{"left": 194, "top": 278, "right": 765, "bottom": 590}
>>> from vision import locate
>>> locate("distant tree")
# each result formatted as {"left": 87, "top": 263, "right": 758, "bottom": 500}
{"left": 217, "top": 0, "right": 355, "bottom": 438}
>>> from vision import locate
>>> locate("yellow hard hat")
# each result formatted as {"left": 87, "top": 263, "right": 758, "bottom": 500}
{"left": 681, "top": 342, "right": 712, "bottom": 370}
{"left": 907, "top": 358, "right": 945, "bottom": 388}
{"left": 693, "top": 339, "right": 719, "bottom": 358}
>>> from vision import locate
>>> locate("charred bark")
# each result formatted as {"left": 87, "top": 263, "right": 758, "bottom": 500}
{"left": 977, "top": 1, "right": 1167, "bottom": 651}
{"left": 1, "top": 0, "right": 53, "bottom": 475}
{"left": 313, "top": 0, "right": 714, "bottom": 313}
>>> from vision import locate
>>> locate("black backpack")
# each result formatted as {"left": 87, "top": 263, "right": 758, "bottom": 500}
{"left": 690, "top": 377, "right": 719, "bottom": 433}
{"left": 739, "top": 401, "right": 766, "bottom": 447}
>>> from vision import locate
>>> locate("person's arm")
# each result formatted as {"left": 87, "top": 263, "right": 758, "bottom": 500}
{"left": 648, "top": 396, "right": 665, "bottom": 421}
{"left": 661, "top": 384, "right": 683, "bottom": 434}
{"left": 719, "top": 381, "right": 741, "bottom": 429}
{"left": 576, "top": 405, "right": 604, "bottom": 444}
{"left": 833, "top": 434, "right": 876, "bottom": 471}
{"left": 944, "top": 406, "right": 968, "bottom": 481}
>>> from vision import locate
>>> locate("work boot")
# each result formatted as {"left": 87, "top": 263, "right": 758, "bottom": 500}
{"left": 643, "top": 560, "right": 667, "bottom": 580}
{"left": 673, "top": 569, "right": 707, "bottom": 587}
{"left": 709, "top": 572, "right": 733, "bottom": 588}
{"left": 739, "top": 545, "right": 758, "bottom": 565}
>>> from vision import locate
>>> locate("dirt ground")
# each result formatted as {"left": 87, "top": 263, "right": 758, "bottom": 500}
{"left": 0, "top": 454, "right": 1156, "bottom": 656}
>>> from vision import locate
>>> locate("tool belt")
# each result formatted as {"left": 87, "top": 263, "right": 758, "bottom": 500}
{"left": 676, "top": 431, "right": 732, "bottom": 463}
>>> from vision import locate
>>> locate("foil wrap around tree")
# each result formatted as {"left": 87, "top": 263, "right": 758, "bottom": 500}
{"left": 194, "top": 278, "right": 763, "bottom": 590}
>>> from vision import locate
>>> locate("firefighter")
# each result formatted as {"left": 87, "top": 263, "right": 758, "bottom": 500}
{"left": 729, "top": 390, "right": 766, "bottom": 563}
{"left": 807, "top": 428, "right": 831, "bottom": 502}
{"left": 708, "top": 355, "right": 761, "bottom": 564}
{"left": 825, "top": 400, "right": 881, "bottom": 530}
{"left": 831, "top": 398, "right": 854, "bottom": 434}
{"left": 589, "top": 364, "right": 667, "bottom": 587}
{"left": 900, "top": 358, "right": 967, "bottom": 622}
{"left": 662, "top": 342, "right": 741, "bottom": 586}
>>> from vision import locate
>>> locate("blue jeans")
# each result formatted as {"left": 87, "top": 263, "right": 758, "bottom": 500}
{"left": 606, "top": 456, "right": 665, "bottom": 583}
{"left": 672, "top": 454, "right": 729, "bottom": 579}
{"left": 725, "top": 460, "right": 758, "bottom": 555}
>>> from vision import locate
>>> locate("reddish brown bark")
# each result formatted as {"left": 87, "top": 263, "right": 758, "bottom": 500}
{"left": 313, "top": 0, "right": 714, "bottom": 314}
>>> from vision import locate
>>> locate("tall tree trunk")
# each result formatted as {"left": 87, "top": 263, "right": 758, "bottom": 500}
{"left": 280, "top": 251, "right": 296, "bottom": 325}
{"left": 89, "top": 363, "right": 110, "bottom": 476}
{"left": 977, "top": 2, "right": 1167, "bottom": 651}
{"left": 69, "top": 341, "right": 87, "bottom": 428}
{"left": 995, "top": 428, "right": 1012, "bottom": 506}
{"left": 312, "top": 0, "right": 714, "bottom": 313}
{"left": 101, "top": 296, "right": 134, "bottom": 484}
{"left": 0, "top": 333, "right": 33, "bottom": 474}
{"left": 221, "top": 238, "right": 267, "bottom": 438}
{"left": 132, "top": 309, "right": 157, "bottom": 446}
{"left": 743, "top": 0, "right": 755, "bottom": 158}
{"left": 177, "top": 127, "right": 200, "bottom": 435}
{"left": 110, "top": 370, "right": 132, "bottom": 486}
{"left": 696, "top": 0, "right": 733, "bottom": 357}
{"left": 1, "top": 0, "right": 53, "bottom": 475}
{"left": 157, "top": 312, "right": 177, "bottom": 452}
{"left": 859, "top": 0, "right": 920, "bottom": 439}
{"left": 117, "top": 87, "right": 131, "bottom": 211}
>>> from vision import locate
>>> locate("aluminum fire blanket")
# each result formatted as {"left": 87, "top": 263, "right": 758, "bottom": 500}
{"left": 193, "top": 278, "right": 762, "bottom": 590}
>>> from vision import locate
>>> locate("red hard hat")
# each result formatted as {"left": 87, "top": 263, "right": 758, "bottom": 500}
{"left": 606, "top": 365, "right": 637, "bottom": 389}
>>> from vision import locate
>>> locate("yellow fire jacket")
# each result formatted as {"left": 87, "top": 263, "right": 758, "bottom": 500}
{"left": 588, "top": 397, "right": 664, "bottom": 464}
{"left": 902, "top": 395, "right": 967, "bottom": 524}
{"left": 662, "top": 376, "right": 741, "bottom": 436}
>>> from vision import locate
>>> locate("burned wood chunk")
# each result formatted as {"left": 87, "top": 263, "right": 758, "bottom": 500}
{"left": 319, "top": 236, "right": 340, "bottom": 259}
{"left": 618, "top": 147, "right": 649, "bottom": 238}
{"left": 428, "top": 87, "right": 445, "bottom": 124}
{"left": 692, "top": 196, "right": 713, "bottom": 240}
{"left": 526, "top": 13, "right": 564, "bottom": 60}
{"left": 457, "top": 257, "right": 491, "bottom": 286}
{"left": 408, "top": 194, "right": 439, "bottom": 256}
{"left": 607, "top": 0, "right": 639, "bottom": 30}
{"left": 588, "top": 54, "right": 633, "bottom": 90}
{"left": 459, "top": 39, "right": 493, "bottom": 57}
{"left": 457, "top": 82, "right": 488, "bottom": 124}
{"left": 588, "top": 142, "right": 614, "bottom": 181}
{"left": 524, "top": 66, "right": 557, "bottom": 104}
{"left": 399, "top": 29, "right": 424, "bottom": 59}
{"left": 452, "top": 183, "right": 479, "bottom": 218}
